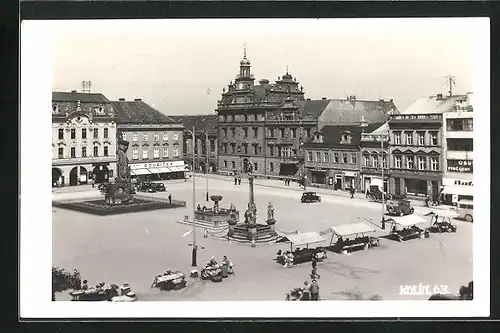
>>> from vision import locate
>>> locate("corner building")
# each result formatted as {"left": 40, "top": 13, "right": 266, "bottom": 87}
{"left": 51, "top": 91, "right": 117, "bottom": 186}
{"left": 216, "top": 50, "right": 317, "bottom": 179}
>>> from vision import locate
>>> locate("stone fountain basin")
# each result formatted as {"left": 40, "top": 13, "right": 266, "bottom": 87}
{"left": 210, "top": 195, "right": 223, "bottom": 202}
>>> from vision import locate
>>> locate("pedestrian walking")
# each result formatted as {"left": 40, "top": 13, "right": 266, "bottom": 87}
{"left": 310, "top": 279, "right": 320, "bottom": 301}
{"left": 238, "top": 177, "right": 241, "bottom": 185}
{"left": 234, "top": 177, "right": 238, "bottom": 186}
{"left": 168, "top": 193, "right": 172, "bottom": 204}
{"left": 350, "top": 187, "right": 355, "bottom": 199}
{"left": 312, "top": 256, "right": 317, "bottom": 270}
{"left": 301, "top": 281, "right": 311, "bottom": 301}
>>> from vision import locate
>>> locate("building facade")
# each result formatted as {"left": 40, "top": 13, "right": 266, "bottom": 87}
{"left": 170, "top": 115, "right": 218, "bottom": 173}
{"left": 388, "top": 93, "right": 472, "bottom": 200}
{"left": 113, "top": 98, "right": 186, "bottom": 180}
{"left": 359, "top": 122, "right": 389, "bottom": 193}
{"left": 441, "top": 93, "right": 474, "bottom": 204}
{"left": 303, "top": 123, "right": 383, "bottom": 191}
{"left": 216, "top": 50, "right": 317, "bottom": 179}
{"left": 52, "top": 91, "right": 117, "bottom": 187}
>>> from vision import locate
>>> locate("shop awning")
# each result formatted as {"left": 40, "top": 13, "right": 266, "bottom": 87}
{"left": 148, "top": 168, "right": 162, "bottom": 174}
{"left": 158, "top": 167, "right": 172, "bottom": 173}
{"left": 329, "top": 223, "right": 377, "bottom": 237}
{"left": 442, "top": 185, "right": 473, "bottom": 196}
{"left": 285, "top": 232, "right": 325, "bottom": 246}
{"left": 132, "top": 168, "right": 151, "bottom": 175}
{"left": 279, "top": 163, "right": 299, "bottom": 176}
{"left": 169, "top": 166, "right": 185, "bottom": 172}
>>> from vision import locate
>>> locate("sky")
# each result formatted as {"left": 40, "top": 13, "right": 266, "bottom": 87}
{"left": 51, "top": 18, "right": 485, "bottom": 115}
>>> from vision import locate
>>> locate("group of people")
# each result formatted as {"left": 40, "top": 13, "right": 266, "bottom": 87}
{"left": 283, "top": 178, "right": 292, "bottom": 186}
{"left": 277, "top": 250, "right": 295, "bottom": 268}
{"left": 234, "top": 177, "right": 242, "bottom": 185}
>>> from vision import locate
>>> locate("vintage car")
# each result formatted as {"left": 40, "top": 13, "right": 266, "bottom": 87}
{"left": 386, "top": 215, "right": 430, "bottom": 242}
{"left": 137, "top": 182, "right": 157, "bottom": 193}
{"left": 366, "top": 185, "right": 391, "bottom": 203}
{"left": 150, "top": 182, "right": 166, "bottom": 192}
{"left": 301, "top": 192, "right": 321, "bottom": 203}
{"left": 70, "top": 283, "right": 120, "bottom": 301}
{"left": 386, "top": 199, "right": 414, "bottom": 216}
{"left": 151, "top": 270, "right": 187, "bottom": 291}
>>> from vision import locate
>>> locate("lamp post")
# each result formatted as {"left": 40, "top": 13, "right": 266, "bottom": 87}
{"left": 186, "top": 126, "right": 197, "bottom": 267}
{"left": 205, "top": 132, "right": 209, "bottom": 202}
{"left": 380, "top": 133, "right": 389, "bottom": 230}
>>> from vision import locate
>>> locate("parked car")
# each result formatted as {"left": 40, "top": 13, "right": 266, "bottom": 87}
{"left": 366, "top": 185, "right": 391, "bottom": 203}
{"left": 301, "top": 191, "right": 321, "bottom": 203}
{"left": 150, "top": 183, "right": 166, "bottom": 192}
{"left": 386, "top": 199, "right": 414, "bottom": 216}
{"left": 137, "top": 182, "right": 156, "bottom": 193}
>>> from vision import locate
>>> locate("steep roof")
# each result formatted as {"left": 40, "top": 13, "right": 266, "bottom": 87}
{"left": 111, "top": 100, "right": 176, "bottom": 124}
{"left": 169, "top": 115, "right": 218, "bottom": 133}
{"left": 52, "top": 91, "right": 110, "bottom": 103}
{"left": 304, "top": 122, "right": 384, "bottom": 148}
{"left": 317, "top": 98, "right": 398, "bottom": 125}
{"left": 402, "top": 94, "right": 468, "bottom": 115}
{"left": 298, "top": 99, "right": 331, "bottom": 119}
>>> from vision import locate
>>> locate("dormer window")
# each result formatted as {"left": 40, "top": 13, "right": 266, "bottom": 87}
{"left": 340, "top": 131, "right": 352, "bottom": 144}
{"left": 52, "top": 104, "right": 58, "bottom": 113}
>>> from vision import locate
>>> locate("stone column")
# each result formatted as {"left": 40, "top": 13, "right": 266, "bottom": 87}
{"left": 249, "top": 175, "right": 255, "bottom": 205}
{"left": 399, "top": 177, "right": 405, "bottom": 195}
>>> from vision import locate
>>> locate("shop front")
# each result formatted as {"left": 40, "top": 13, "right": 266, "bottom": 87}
{"left": 342, "top": 170, "right": 358, "bottom": 191}
{"left": 441, "top": 177, "right": 473, "bottom": 205}
{"left": 130, "top": 160, "right": 186, "bottom": 181}
{"left": 390, "top": 172, "right": 441, "bottom": 199}
{"left": 309, "top": 168, "right": 327, "bottom": 185}
{"left": 361, "top": 172, "right": 388, "bottom": 193}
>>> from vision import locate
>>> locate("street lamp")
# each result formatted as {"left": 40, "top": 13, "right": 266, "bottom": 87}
{"left": 186, "top": 126, "right": 197, "bottom": 267}
{"left": 379, "top": 133, "right": 389, "bottom": 230}
{"left": 205, "top": 132, "right": 209, "bottom": 202}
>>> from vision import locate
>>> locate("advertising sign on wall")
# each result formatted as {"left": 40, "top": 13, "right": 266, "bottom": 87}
{"left": 447, "top": 159, "right": 473, "bottom": 173}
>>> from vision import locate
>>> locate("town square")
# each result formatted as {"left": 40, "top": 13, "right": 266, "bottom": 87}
{"left": 18, "top": 18, "right": 488, "bottom": 314}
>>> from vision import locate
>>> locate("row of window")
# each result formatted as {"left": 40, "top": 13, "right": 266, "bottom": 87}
{"left": 58, "top": 128, "right": 109, "bottom": 140}
{"left": 131, "top": 147, "right": 179, "bottom": 160}
{"left": 57, "top": 146, "right": 108, "bottom": 158}
{"left": 362, "top": 154, "right": 388, "bottom": 169}
{"left": 393, "top": 155, "right": 439, "bottom": 171}
{"left": 219, "top": 114, "right": 266, "bottom": 123}
{"left": 220, "top": 144, "right": 297, "bottom": 157}
{"left": 123, "top": 132, "right": 179, "bottom": 142}
{"left": 221, "top": 160, "right": 260, "bottom": 171}
{"left": 220, "top": 127, "right": 310, "bottom": 139}
{"left": 307, "top": 151, "right": 357, "bottom": 165}
{"left": 393, "top": 131, "right": 438, "bottom": 146}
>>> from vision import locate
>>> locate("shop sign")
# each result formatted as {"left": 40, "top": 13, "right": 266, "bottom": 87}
{"left": 447, "top": 159, "right": 473, "bottom": 173}
{"left": 342, "top": 171, "right": 358, "bottom": 177}
{"left": 130, "top": 160, "right": 185, "bottom": 170}
{"left": 442, "top": 178, "right": 473, "bottom": 187}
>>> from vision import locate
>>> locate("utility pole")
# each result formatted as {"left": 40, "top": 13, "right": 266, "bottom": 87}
{"left": 205, "top": 132, "right": 209, "bottom": 202}
{"left": 445, "top": 75, "right": 456, "bottom": 97}
{"left": 189, "top": 126, "right": 197, "bottom": 267}
{"left": 380, "top": 134, "right": 386, "bottom": 230}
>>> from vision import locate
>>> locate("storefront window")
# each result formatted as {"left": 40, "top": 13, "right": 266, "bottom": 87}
{"left": 406, "top": 179, "right": 427, "bottom": 196}
{"left": 132, "top": 148, "right": 139, "bottom": 160}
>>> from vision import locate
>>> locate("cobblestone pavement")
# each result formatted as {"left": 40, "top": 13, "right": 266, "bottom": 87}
{"left": 53, "top": 176, "right": 472, "bottom": 301}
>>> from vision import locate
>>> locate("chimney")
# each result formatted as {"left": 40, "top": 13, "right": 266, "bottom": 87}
{"left": 390, "top": 99, "right": 393, "bottom": 103}
{"left": 71, "top": 90, "right": 77, "bottom": 93}
{"left": 134, "top": 98, "right": 142, "bottom": 102}
{"left": 379, "top": 99, "right": 384, "bottom": 103}
{"left": 322, "top": 97, "right": 326, "bottom": 100}
{"left": 436, "top": 94, "right": 443, "bottom": 100}
{"left": 306, "top": 98, "right": 311, "bottom": 101}
{"left": 118, "top": 98, "right": 125, "bottom": 102}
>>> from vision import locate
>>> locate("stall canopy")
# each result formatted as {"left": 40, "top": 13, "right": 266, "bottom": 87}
{"left": 132, "top": 168, "right": 151, "bottom": 175}
{"left": 285, "top": 232, "right": 325, "bottom": 246}
{"left": 385, "top": 215, "right": 427, "bottom": 226}
{"left": 330, "top": 222, "right": 376, "bottom": 237}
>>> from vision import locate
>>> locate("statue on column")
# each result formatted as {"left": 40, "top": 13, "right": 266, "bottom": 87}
{"left": 105, "top": 137, "right": 134, "bottom": 204}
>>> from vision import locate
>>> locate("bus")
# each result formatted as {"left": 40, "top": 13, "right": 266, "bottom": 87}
{"left": 456, "top": 200, "right": 473, "bottom": 222}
